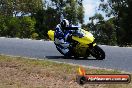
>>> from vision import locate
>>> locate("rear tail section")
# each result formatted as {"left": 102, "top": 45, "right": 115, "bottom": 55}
{"left": 47, "top": 30, "right": 55, "bottom": 41}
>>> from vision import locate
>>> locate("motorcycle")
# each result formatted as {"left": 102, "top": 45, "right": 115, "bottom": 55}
{"left": 47, "top": 27, "right": 105, "bottom": 60}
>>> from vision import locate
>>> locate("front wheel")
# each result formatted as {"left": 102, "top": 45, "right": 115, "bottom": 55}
{"left": 89, "top": 45, "right": 105, "bottom": 60}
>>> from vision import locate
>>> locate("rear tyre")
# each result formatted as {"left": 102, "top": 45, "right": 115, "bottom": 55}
{"left": 90, "top": 45, "right": 105, "bottom": 60}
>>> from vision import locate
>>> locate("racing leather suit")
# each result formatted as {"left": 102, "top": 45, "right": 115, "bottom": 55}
{"left": 54, "top": 24, "right": 73, "bottom": 56}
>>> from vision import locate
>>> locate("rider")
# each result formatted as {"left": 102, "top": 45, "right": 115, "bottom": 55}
{"left": 54, "top": 19, "right": 73, "bottom": 57}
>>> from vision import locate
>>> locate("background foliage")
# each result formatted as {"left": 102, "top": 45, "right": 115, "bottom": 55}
{"left": 0, "top": 0, "right": 84, "bottom": 39}
{"left": 83, "top": 0, "right": 132, "bottom": 46}
{"left": 0, "top": 0, "right": 132, "bottom": 46}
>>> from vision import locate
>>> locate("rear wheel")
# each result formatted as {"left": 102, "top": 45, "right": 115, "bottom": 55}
{"left": 89, "top": 45, "right": 105, "bottom": 60}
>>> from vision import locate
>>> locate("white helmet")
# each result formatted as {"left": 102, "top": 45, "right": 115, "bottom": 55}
{"left": 60, "top": 19, "right": 69, "bottom": 28}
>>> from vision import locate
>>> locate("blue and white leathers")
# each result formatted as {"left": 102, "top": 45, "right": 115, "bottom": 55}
{"left": 54, "top": 24, "right": 72, "bottom": 56}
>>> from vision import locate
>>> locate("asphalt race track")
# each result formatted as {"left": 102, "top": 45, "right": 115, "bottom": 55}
{"left": 0, "top": 38, "right": 132, "bottom": 72}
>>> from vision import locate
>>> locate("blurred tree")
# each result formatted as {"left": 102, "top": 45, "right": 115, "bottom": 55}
{"left": 0, "top": 16, "right": 36, "bottom": 38}
{"left": 0, "top": 0, "right": 14, "bottom": 16}
{"left": 6, "top": 17, "right": 21, "bottom": 37}
{"left": 0, "top": 0, "right": 44, "bottom": 17}
{"left": 17, "top": 0, "right": 44, "bottom": 16}
{"left": 33, "top": 7, "right": 59, "bottom": 39}
{"left": 99, "top": 0, "right": 132, "bottom": 46}
{"left": 50, "top": 0, "right": 84, "bottom": 24}
{"left": 86, "top": 13, "right": 116, "bottom": 45}
{"left": 0, "top": 15, "right": 8, "bottom": 36}
{"left": 0, "top": 0, "right": 85, "bottom": 39}
{"left": 19, "top": 16, "right": 36, "bottom": 38}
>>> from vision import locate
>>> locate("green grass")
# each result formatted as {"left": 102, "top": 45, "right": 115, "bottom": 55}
{"left": 0, "top": 55, "right": 131, "bottom": 88}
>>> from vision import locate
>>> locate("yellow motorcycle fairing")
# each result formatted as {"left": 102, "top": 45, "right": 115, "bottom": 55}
{"left": 72, "top": 29, "right": 96, "bottom": 46}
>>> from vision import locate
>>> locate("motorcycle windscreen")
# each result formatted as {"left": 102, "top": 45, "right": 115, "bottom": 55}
{"left": 72, "top": 31, "right": 95, "bottom": 44}
{"left": 47, "top": 30, "right": 54, "bottom": 41}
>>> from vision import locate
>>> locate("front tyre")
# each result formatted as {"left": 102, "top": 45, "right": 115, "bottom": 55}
{"left": 90, "top": 45, "right": 105, "bottom": 60}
